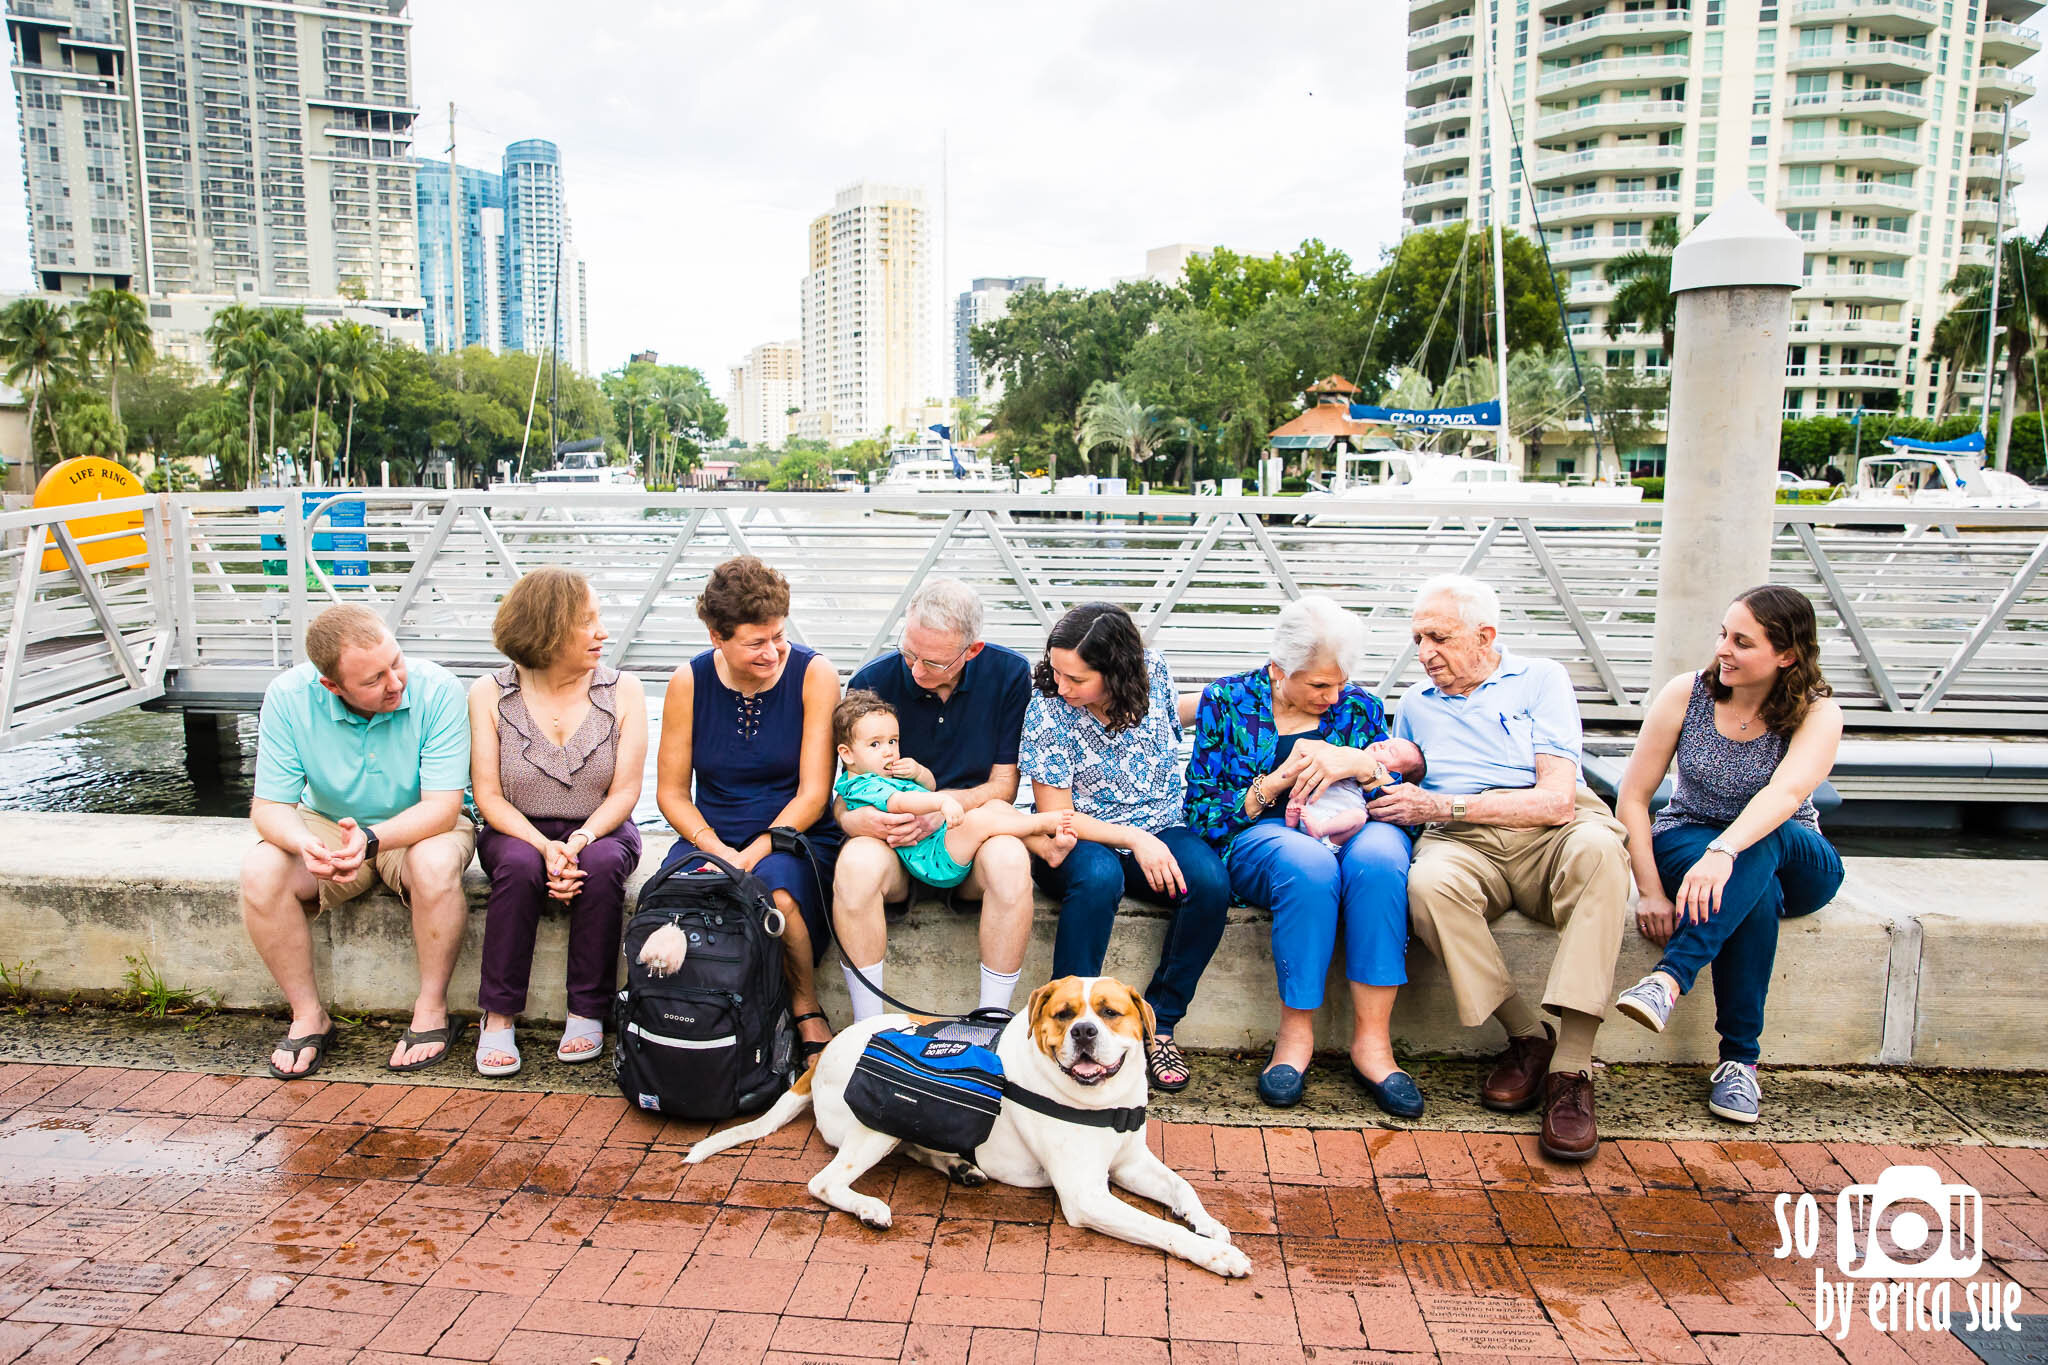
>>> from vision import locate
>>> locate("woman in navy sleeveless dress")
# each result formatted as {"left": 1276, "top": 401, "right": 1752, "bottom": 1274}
{"left": 656, "top": 557, "right": 842, "bottom": 1055}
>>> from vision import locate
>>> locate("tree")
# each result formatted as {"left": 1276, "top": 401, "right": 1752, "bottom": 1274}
{"left": 1580, "top": 365, "right": 1670, "bottom": 467}
{"left": 1605, "top": 218, "right": 1682, "bottom": 362}
{"left": 1076, "top": 380, "right": 1186, "bottom": 480}
{"left": 1938, "top": 226, "right": 2048, "bottom": 471}
{"left": 327, "top": 322, "right": 387, "bottom": 479}
{"left": 768, "top": 446, "right": 834, "bottom": 490}
{"left": 1360, "top": 224, "right": 1565, "bottom": 388}
{"left": 206, "top": 306, "right": 267, "bottom": 488}
{"left": 0, "top": 297, "right": 79, "bottom": 474}
{"left": 55, "top": 395, "right": 125, "bottom": 458}
{"left": 177, "top": 395, "right": 248, "bottom": 488}
{"left": 1180, "top": 239, "right": 1366, "bottom": 326}
{"left": 68, "top": 288, "right": 153, "bottom": 423}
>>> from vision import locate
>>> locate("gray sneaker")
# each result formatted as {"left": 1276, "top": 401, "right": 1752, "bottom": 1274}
{"left": 1615, "top": 975, "right": 1676, "bottom": 1032}
{"left": 1707, "top": 1060, "right": 1762, "bottom": 1124}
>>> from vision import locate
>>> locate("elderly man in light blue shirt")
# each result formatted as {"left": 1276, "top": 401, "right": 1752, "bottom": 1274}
{"left": 242, "top": 604, "right": 475, "bottom": 1080}
{"left": 1366, "top": 574, "right": 1629, "bottom": 1163}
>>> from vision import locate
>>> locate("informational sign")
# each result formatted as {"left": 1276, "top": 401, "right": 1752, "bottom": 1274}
{"left": 261, "top": 490, "right": 369, "bottom": 584}
{"left": 32, "top": 457, "right": 147, "bottom": 573}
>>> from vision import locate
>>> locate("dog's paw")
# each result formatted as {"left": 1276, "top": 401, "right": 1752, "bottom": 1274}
{"left": 1185, "top": 1212, "right": 1232, "bottom": 1244}
{"left": 847, "top": 1195, "right": 893, "bottom": 1231}
{"left": 1193, "top": 1238, "right": 1252, "bottom": 1278}
{"left": 946, "top": 1159, "right": 988, "bottom": 1188}
{"left": 637, "top": 924, "right": 689, "bottom": 977}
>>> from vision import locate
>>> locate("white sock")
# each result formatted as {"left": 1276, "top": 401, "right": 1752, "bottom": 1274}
{"left": 979, "top": 963, "right": 1023, "bottom": 1013}
{"left": 842, "top": 960, "right": 888, "bottom": 1021}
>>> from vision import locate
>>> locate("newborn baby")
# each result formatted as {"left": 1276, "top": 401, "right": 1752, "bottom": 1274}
{"left": 1286, "top": 762, "right": 1394, "bottom": 846}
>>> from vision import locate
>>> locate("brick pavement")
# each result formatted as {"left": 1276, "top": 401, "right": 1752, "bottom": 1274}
{"left": 0, "top": 1061, "right": 2039, "bottom": 1363}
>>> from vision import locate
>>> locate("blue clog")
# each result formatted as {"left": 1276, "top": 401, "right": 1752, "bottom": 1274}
{"left": 1257, "top": 1063, "right": 1305, "bottom": 1108}
{"left": 1353, "top": 1064, "right": 1426, "bottom": 1119}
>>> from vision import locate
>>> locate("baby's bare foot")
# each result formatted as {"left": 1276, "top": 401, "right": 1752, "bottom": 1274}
{"left": 1041, "top": 824, "right": 1079, "bottom": 868}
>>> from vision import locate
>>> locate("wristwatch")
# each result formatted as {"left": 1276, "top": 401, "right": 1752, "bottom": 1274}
{"left": 1705, "top": 836, "right": 1737, "bottom": 858}
{"left": 1450, "top": 797, "right": 1468, "bottom": 822}
{"left": 362, "top": 826, "right": 380, "bottom": 861}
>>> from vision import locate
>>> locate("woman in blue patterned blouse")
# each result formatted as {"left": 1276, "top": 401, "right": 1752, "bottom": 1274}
{"left": 1019, "top": 602, "right": 1231, "bottom": 1093}
{"left": 1185, "top": 596, "right": 1427, "bottom": 1113}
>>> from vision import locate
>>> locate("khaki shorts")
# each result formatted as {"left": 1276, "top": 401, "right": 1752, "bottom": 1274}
{"left": 299, "top": 808, "right": 477, "bottom": 912}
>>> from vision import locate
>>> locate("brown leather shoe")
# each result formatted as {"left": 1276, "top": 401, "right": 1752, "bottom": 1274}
{"left": 1539, "top": 1070, "right": 1600, "bottom": 1162}
{"left": 1479, "top": 1024, "right": 1555, "bottom": 1112}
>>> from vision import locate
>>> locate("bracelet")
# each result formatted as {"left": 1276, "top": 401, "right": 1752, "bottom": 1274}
{"left": 1247, "top": 775, "right": 1270, "bottom": 811}
{"left": 567, "top": 829, "right": 594, "bottom": 847}
{"left": 687, "top": 826, "right": 713, "bottom": 846}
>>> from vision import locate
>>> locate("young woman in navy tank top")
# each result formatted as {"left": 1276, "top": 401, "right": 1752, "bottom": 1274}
{"left": 655, "top": 557, "right": 843, "bottom": 1059}
{"left": 1612, "top": 585, "right": 1844, "bottom": 1125}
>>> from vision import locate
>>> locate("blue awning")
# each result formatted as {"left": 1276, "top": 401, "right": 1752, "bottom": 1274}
{"left": 1884, "top": 431, "right": 1986, "bottom": 455}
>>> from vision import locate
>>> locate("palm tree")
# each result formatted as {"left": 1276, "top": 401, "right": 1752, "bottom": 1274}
{"left": 1378, "top": 367, "right": 1436, "bottom": 410}
{"left": 68, "top": 288, "right": 153, "bottom": 424}
{"left": 0, "top": 297, "right": 79, "bottom": 476}
{"left": 255, "top": 309, "right": 308, "bottom": 473}
{"left": 328, "top": 322, "right": 387, "bottom": 479}
{"left": 206, "top": 306, "right": 265, "bottom": 488}
{"left": 1938, "top": 226, "right": 2048, "bottom": 471}
{"left": 1606, "top": 218, "right": 1682, "bottom": 363}
{"left": 298, "top": 327, "right": 346, "bottom": 480}
{"left": 1076, "top": 380, "right": 1184, "bottom": 480}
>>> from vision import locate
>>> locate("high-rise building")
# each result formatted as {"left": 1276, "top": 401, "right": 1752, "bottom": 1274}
{"left": 799, "top": 181, "right": 934, "bottom": 444}
{"left": 728, "top": 340, "right": 802, "bottom": 449}
{"left": 6, "top": 0, "right": 421, "bottom": 316}
{"left": 955, "top": 276, "right": 1042, "bottom": 401}
{"left": 503, "top": 138, "right": 568, "bottom": 357}
{"left": 415, "top": 160, "right": 505, "bottom": 353}
{"left": 1401, "top": 0, "right": 2038, "bottom": 423}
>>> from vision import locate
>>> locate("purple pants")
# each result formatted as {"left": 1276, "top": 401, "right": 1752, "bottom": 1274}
{"left": 477, "top": 815, "right": 644, "bottom": 1019}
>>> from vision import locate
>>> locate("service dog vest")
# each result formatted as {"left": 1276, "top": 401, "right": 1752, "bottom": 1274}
{"left": 844, "top": 1014, "right": 1008, "bottom": 1159}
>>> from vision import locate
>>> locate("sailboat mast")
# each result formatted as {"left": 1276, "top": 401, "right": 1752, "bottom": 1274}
{"left": 1485, "top": 0, "right": 1512, "bottom": 464}
{"left": 1980, "top": 100, "right": 2010, "bottom": 460}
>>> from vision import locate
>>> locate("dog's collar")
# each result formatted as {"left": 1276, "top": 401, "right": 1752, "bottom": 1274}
{"left": 1002, "top": 1079, "right": 1146, "bottom": 1133}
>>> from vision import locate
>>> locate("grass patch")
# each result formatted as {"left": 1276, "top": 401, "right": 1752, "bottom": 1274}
{"left": 121, "top": 954, "right": 222, "bottom": 1029}
{"left": 0, "top": 960, "right": 39, "bottom": 1015}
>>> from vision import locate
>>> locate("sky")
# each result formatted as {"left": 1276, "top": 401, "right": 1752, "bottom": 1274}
{"left": 0, "top": 0, "right": 2045, "bottom": 389}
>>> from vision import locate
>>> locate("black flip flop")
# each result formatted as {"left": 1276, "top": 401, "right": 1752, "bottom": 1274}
{"left": 387, "top": 1020, "right": 463, "bottom": 1073}
{"left": 266, "top": 1024, "right": 339, "bottom": 1081}
{"left": 793, "top": 1011, "right": 831, "bottom": 1063}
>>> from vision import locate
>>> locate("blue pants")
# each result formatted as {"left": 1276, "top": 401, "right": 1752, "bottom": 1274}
{"left": 1652, "top": 820, "right": 1843, "bottom": 1064}
{"left": 1227, "top": 818, "right": 1413, "bottom": 1011}
{"left": 1031, "top": 826, "right": 1230, "bottom": 1033}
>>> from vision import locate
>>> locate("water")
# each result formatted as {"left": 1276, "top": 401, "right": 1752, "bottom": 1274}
{"left": 6, "top": 708, "right": 2047, "bottom": 860}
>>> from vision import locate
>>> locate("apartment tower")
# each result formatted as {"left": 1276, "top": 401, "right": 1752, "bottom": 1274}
{"left": 1402, "top": 0, "right": 2038, "bottom": 422}
{"left": 727, "top": 340, "right": 801, "bottom": 449}
{"left": 799, "top": 181, "right": 933, "bottom": 444}
{"left": 6, "top": 0, "right": 421, "bottom": 318}
{"left": 954, "top": 275, "right": 1042, "bottom": 401}
{"left": 414, "top": 159, "right": 504, "bottom": 353}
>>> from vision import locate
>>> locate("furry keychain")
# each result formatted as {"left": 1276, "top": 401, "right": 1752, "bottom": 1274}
{"left": 638, "top": 922, "right": 690, "bottom": 976}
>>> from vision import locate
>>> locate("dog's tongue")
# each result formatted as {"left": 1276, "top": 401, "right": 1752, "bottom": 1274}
{"left": 1070, "top": 1059, "right": 1110, "bottom": 1081}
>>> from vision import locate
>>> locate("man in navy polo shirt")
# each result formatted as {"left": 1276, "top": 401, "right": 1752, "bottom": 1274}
{"left": 833, "top": 579, "right": 1035, "bottom": 1019}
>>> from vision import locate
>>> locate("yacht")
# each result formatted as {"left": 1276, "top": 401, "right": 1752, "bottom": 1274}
{"left": 528, "top": 444, "right": 645, "bottom": 492}
{"left": 1293, "top": 440, "right": 1643, "bottom": 525}
{"left": 871, "top": 438, "right": 1003, "bottom": 494}
{"left": 1847, "top": 448, "right": 2041, "bottom": 510}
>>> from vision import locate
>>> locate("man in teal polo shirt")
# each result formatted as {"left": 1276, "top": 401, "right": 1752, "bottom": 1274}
{"left": 241, "top": 604, "right": 475, "bottom": 1078}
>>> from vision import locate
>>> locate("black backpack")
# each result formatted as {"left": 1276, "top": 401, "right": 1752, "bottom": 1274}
{"left": 613, "top": 847, "right": 797, "bottom": 1120}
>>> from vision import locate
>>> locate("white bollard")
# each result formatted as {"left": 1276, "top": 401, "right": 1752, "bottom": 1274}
{"left": 1650, "top": 194, "right": 1804, "bottom": 693}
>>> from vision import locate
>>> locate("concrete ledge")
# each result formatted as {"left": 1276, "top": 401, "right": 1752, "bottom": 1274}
{"left": 0, "top": 813, "right": 2038, "bottom": 1067}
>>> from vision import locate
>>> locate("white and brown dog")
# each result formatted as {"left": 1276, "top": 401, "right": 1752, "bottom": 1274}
{"left": 683, "top": 975, "right": 1250, "bottom": 1277}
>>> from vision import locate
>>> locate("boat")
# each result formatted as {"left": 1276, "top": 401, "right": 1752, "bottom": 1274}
{"left": 530, "top": 442, "right": 645, "bottom": 491}
{"left": 871, "top": 437, "right": 1003, "bottom": 494}
{"left": 1846, "top": 434, "right": 2040, "bottom": 510}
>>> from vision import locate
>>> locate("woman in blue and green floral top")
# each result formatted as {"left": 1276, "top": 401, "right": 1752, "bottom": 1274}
{"left": 1186, "top": 596, "right": 1427, "bottom": 1114}
{"left": 1020, "top": 602, "right": 1230, "bottom": 1093}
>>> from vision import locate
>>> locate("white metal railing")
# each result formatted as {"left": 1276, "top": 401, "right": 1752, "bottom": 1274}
{"left": 1404, "top": 137, "right": 1471, "bottom": 165}
{"left": 1780, "top": 136, "right": 1923, "bottom": 163}
{"left": 1797, "top": 227, "right": 1913, "bottom": 252}
{"left": 1409, "top": 13, "right": 1475, "bottom": 46}
{"left": 1974, "top": 111, "right": 2031, "bottom": 139}
{"left": 1780, "top": 181, "right": 1919, "bottom": 207}
{"left": 1531, "top": 145, "right": 1687, "bottom": 180}
{"left": 1409, "top": 55, "right": 1474, "bottom": 86}
{"left": 1978, "top": 65, "right": 2037, "bottom": 91}
{"left": 1538, "top": 54, "right": 1691, "bottom": 94}
{"left": 1793, "top": 0, "right": 1937, "bottom": 18}
{"left": 1787, "top": 40, "right": 1933, "bottom": 70}
{"left": 8, "top": 491, "right": 2048, "bottom": 746}
{"left": 1799, "top": 272, "right": 1913, "bottom": 297}
{"left": 1403, "top": 177, "right": 1470, "bottom": 205}
{"left": 1541, "top": 9, "right": 1692, "bottom": 48}
{"left": 1538, "top": 188, "right": 1685, "bottom": 216}
{"left": 1789, "top": 317, "right": 1910, "bottom": 342}
{"left": 1984, "top": 20, "right": 2042, "bottom": 47}
{"left": 1406, "top": 97, "right": 1473, "bottom": 125}
{"left": 1788, "top": 88, "right": 1929, "bottom": 116}
{"left": 1533, "top": 100, "right": 1688, "bottom": 136}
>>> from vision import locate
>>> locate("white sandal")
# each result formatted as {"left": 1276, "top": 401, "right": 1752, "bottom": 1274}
{"left": 557, "top": 1014, "right": 605, "bottom": 1063}
{"left": 475, "top": 1025, "right": 521, "bottom": 1078}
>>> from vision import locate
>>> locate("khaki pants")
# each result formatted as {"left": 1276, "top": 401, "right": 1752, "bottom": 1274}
{"left": 299, "top": 808, "right": 476, "bottom": 913}
{"left": 1407, "top": 786, "right": 1631, "bottom": 1027}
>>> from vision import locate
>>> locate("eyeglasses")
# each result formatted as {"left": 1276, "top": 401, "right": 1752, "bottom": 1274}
{"left": 900, "top": 640, "right": 972, "bottom": 674}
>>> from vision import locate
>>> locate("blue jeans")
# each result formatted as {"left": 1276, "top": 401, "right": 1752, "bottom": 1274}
{"left": 1227, "top": 818, "right": 1413, "bottom": 1011}
{"left": 1652, "top": 820, "right": 1844, "bottom": 1064}
{"left": 1031, "top": 825, "right": 1231, "bottom": 1033}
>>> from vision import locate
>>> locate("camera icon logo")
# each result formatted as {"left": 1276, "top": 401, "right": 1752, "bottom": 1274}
{"left": 1835, "top": 1164, "right": 1982, "bottom": 1280}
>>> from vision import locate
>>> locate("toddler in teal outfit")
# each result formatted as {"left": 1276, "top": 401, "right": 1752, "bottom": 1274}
{"left": 834, "top": 691, "right": 1074, "bottom": 889}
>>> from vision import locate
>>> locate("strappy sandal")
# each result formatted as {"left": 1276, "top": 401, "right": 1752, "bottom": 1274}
{"left": 556, "top": 1015, "right": 604, "bottom": 1064}
{"left": 1146, "top": 1035, "right": 1192, "bottom": 1093}
{"left": 793, "top": 1011, "right": 832, "bottom": 1063}
{"left": 266, "top": 1023, "right": 338, "bottom": 1080}
{"left": 476, "top": 1025, "right": 521, "bottom": 1078}
{"left": 388, "top": 1019, "right": 463, "bottom": 1073}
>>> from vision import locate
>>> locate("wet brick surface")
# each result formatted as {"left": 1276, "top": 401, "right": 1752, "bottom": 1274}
{"left": 0, "top": 1061, "right": 2038, "bottom": 1362}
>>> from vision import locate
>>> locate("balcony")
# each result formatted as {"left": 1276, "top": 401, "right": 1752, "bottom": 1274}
{"left": 1538, "top": 54, "right": 1691, "bottom": 99}
{"left": 1538, "top": 8, "right": 1694, "bottom": 58}
{"left": 1977, "top": 65, "right": 2037, "bottom": 101}
{"left": 1798, "top": 272, "right": 1914, "bottom": 302}
{"left": 1404, "top": 137, "right": 1472, "bottom": 168}
{"left": 1973, "top": 109, "right": 2033, "bottom": 143}
{"left": 1988, "top": 0, "right": 2046, "bottom": 19}
{"left": 1409, "top": 13, "right": 1475, "bottom": 57}
{"left": 1405, "top": 97, "right": 1474, "bottom": 135}
{"left": 1790, "top": 0, "right": 1938, "bottom": 32}
{"left": 1536, "top": 187, "right": 1685, "bottom": 222}
{"left": 1409, "top": 0, "right": 1470, "bottom": 25}
{"left": 1570, "top": 321, "right": 1658, "bottom": 343}
{"left": 1788, "top": 317, "right": 1909, "bottom": 345}
{"left": 1545, "top": 233, "right": 1652, "bottom": 262}
{"left": 1777, "top": 135, "right": 1923, "bottom": 171}
{"left": 1403, "top": 177, "right": 1472, "bottom": 208}
{"left": 1529, "top": 143, "right": 1687, "bottom": 184}
{"left": 1532, "top": 98, "right": 1688, "bottom": 137}
{"left": 1566, "top": 278, "right": 1616, "bottom": 304}
{"left": 1408, "top": 54, "right": 1475, "bottom": 95}
{"left": 1983, "top": 20, "right": 2044, "bottom": 61}
{"left": 1967, "top": 155, "right": 2026, "bottom": 186}
{"left": 1784, "top": 86, "right": 1929, "bottom": 125}
{"left": 1961, "top": 199, "right": 2009, "bottom": 227}
{"left": 1797, "top": 226, "right": 1914, "bottom": 256}
{"left": 1786, "top": 40, "right": 1934, "bottom": 80}
{"left": 1785, "top": 361, "right": 1904, "bottom": 383}
{"left": 1779, "top": 179, "right": 1918, "bottom": 210}
{"left": 1959, "top": 240, "right": 1995, "bottom": 266}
